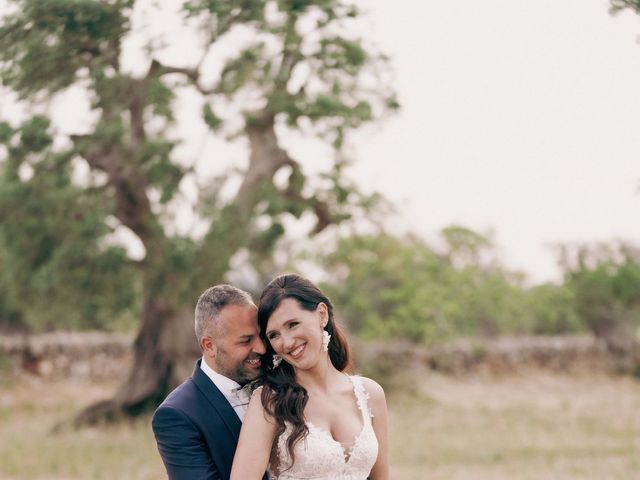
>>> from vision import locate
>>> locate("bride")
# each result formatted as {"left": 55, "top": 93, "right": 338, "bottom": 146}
{"left": 230, "top": 273, "right": 389, "bottom": 480}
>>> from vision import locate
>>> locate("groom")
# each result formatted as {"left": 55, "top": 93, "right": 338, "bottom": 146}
{"left": 152, "top": 284, "right": 267, "bottom": 480}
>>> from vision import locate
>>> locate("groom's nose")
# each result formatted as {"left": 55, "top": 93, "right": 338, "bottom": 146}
{"left": 252, "top": 336, "right": 266, "bottom": 354}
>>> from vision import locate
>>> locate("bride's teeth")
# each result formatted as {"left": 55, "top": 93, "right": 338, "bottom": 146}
{"left": 291, "top": 344, "right": 304, "bottom": 356}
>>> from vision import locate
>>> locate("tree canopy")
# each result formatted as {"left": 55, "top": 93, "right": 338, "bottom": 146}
{"left": 0, "top": 0, "right": 398, "bottom": 422}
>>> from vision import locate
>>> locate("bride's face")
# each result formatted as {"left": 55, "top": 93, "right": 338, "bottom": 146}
{"left": 265, "top": 297, "right": 328, "bottom": 370}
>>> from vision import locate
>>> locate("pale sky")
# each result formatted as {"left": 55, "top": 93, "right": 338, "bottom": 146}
{"left": 346, "top": 0, "right": 640, "bottom": 283}
{"left": 3, "top": 0, "right": 640, "bottom": 284}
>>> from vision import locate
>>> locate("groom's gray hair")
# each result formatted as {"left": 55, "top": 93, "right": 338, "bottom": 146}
{"left": 194, "top": 284, "right": 255, "bottom": 343}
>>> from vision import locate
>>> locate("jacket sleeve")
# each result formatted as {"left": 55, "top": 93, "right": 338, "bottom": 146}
{"left": 152, "top": 405, "right": 222, "bottom": 480}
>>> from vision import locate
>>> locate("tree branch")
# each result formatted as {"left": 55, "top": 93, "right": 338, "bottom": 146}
{"left": 146, "top": 59, "right": 216, "bottom": 95}
{"left": 271, "top": 14, "right": 304, "bottom": 97}
{"left": 71, "top": 134, "right": 156, "bottom": 247}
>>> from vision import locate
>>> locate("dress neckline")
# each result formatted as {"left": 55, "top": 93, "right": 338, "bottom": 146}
{"left": 304, "top": 375, "right": 369, "bottom": 463}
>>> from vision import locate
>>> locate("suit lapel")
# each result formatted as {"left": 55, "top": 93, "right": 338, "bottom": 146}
{"left": 192, "top": 359, "right": 242, "bottom": 440}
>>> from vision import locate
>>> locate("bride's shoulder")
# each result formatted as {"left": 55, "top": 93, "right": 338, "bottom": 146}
{"left": 354, "top": 375, "right": 386, "bottom": 403}
{"left": 249, "top": 384, "right": 276, "bottom": 400}
{"left": 247, "top": 385, "right": 278, "bottom": 423}
{"left": 353, "top": 376, "right": 388, "bottom": 420}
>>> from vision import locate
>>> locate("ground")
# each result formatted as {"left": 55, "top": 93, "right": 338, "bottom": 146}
{"left": 0, "top": 370, "right": 638, "bottom": 479}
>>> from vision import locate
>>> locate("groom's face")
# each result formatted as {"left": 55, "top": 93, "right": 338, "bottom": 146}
{"left": 210, "top": 303, "right": 266, "bottom": 384}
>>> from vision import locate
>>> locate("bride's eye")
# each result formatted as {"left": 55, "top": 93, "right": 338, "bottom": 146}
{"left": 268, "top": 332, "right": 279, "bottom": 340}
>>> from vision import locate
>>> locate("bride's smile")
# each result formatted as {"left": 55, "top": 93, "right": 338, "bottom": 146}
{"left": 288, "top": 343, "right": 306, "bottom": 359}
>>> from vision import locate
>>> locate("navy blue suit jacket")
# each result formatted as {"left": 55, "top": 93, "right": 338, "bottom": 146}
{"left": 152, "top": 359, "right": 257, "bottom": 480}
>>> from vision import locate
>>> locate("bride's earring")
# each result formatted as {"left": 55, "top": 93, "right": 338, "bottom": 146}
{"left": 322, "top": 329, "right": 331, "bottom": 352}
{"left": 272, "top": 354, "right": 282, "bottom": 368}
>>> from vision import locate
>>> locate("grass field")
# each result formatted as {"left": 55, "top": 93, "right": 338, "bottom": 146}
{"left": 0, "top": 370, "right": 639, "bottom": 479}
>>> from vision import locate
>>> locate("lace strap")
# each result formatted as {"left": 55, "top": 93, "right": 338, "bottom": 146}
{"left": 349, "top": 375, "right": 374, "bottom": 422}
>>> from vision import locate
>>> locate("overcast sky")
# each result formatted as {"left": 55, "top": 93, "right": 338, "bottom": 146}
{"left": 3, "top": 0, "right": 640, "bottom": 284}
{"left": 344, "top": 0, "right": 640, "bottom": 283}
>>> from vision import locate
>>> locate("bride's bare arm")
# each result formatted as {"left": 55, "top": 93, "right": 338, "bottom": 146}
{"left": 362, "top": 377, "right": 390, "bottom": 480}
{"left": 230, "top": 389, "right": 277, "bottom": 480}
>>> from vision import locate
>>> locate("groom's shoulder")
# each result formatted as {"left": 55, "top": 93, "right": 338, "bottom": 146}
{"left": 159, "top": 375, "right": 198, "bottom": 409}
{"left": 152, "top": 376, "right": 201, "bottom": 429}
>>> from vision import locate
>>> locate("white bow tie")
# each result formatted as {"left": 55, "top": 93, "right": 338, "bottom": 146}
{"left": 232, "top": 385, "right": 251, "bottom": 406}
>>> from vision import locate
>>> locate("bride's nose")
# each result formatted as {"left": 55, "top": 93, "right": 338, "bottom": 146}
{"left": 282, "top": 332, "right": 295, "bottom": 351}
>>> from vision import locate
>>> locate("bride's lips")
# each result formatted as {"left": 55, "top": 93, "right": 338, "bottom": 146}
{"left": 288, "top": 343, "right": 306, "bottom": 360}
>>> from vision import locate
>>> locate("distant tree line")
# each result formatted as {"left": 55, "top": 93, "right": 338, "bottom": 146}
{"left": 316, "top": 228, "right": 640, "bottom": 354}
{"left": 3, "top": 221, "right": 639, "bottom": 356}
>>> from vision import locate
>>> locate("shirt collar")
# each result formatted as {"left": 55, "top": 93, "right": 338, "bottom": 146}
{"left": 200, "top": 356, "right": 242, "bottom": 399}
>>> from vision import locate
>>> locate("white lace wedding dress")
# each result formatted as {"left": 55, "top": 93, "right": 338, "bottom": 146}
{"left": 268, "top": 376, "right": 378, "bottom": 480}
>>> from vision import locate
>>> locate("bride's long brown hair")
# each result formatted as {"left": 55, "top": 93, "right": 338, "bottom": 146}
{"left": 256, "top": 273, "right": 352, "bottom": 473}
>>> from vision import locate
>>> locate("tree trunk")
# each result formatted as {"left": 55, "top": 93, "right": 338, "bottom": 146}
{"left": 74, "top": 293, "right": 199, "bottom": 425}
{"left": 73, "top": 115, "right": 307, "bottom": 426}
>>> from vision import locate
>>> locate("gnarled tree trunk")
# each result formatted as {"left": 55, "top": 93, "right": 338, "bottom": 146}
{"left": 74, "top": 293, "right": 199, "bottom": 425}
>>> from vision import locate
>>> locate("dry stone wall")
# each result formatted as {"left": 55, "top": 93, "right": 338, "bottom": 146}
{"left": 0, "top": 332, "right": 132, "bottom": 380}
{"left": 0, "top": 332, "right": 632, "bottom": 381}
{"left": 351, "top": 335, "right": 621, "bottom": 378}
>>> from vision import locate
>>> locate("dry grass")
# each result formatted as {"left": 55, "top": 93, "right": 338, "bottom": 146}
{"left": 0, "top": 370, "right": 639, "bottom": 479}
{"left": 389, "top": 370, "right": 640, "bottom": 480}
{"left": 0, "top": 375, "right": 162, "bottom": 480}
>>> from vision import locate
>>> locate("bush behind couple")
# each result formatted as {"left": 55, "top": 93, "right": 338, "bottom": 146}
{"left": 152, "top": 273, "right": 389, "bottom": 480}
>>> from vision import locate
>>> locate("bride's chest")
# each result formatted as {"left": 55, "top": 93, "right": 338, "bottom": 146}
{"left": 303, "top": 393, "right": 363, "bottom": 444}
{"left": 276, "top": 418, "right": 377, "bottom": 474}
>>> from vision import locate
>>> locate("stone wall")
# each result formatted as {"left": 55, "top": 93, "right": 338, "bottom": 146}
{"left": 0, "top": 332, "right": 632, "bottom": 382}
{"left": 351, "top": 335, "right": 622, "bottom": 378}
{"left": 0, "top": 332, "right": 133, "bottom": 380}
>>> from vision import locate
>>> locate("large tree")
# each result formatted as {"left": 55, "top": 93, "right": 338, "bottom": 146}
{"left": 0, "top": 0, "right": 397, "bottom": 423}
{"left": 610, "top": 0, "right": 640, "bottom": 13}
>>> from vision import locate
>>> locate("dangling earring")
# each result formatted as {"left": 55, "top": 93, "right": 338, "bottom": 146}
{"left": 272, "top": 354, "right": 282, "bottom": 368}
{"left": 322, "top": 329, "right": 331, "bottom": 352}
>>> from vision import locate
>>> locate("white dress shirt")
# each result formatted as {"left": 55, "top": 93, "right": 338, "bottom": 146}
{"left": 200, "top": 357, "right": 250, "bottom": 420}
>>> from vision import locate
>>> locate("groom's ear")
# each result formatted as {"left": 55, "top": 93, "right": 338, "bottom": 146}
{"left": 201, "top": 336, "right": 217, "bottom": 358}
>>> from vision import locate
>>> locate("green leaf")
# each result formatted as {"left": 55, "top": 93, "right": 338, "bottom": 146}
{"left": 202, "top": 104, "right": 223, "bottom": 131}
{"left": 20, "top": 115, "right": 52, "bottom": 152}
{"left": 0, "top": 122, "right": 14, "bottom": 144}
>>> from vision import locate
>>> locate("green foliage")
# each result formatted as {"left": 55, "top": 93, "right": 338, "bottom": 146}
{"left": 146, "top": 78, "right": 175, "bottom": 121}
{"left": 319, "top": 37, "right": 367, "bottom": 72}
{"left": 0, "top": 0, "right": 398, "bottom": 337}
{"left": 0, "top": 0, "right": 131, "bottom": 95}
{"left": 217, "top": 44, "right": 265, "bottom": 95}
{"left": 0, "top": 117, "right": 137, "bottom": 331}
{"left": 560, "top": 243, "right": 640, "bottom": 342}
{"left": 139, "top": 141, "right": 182, "bottom": 204}
{"left": 19, "top": 115, "right": 52, "bottom": 152}
{"left": 0, "top": 122, "right": 13, "bottom": 144}
{"left": 183, "top": 0, "right": 267, "bottom": 24}
{"left": 441, "top": 224, "right": 491, "bottom": 266}
{"left": 610, "top": 0, "right": 640, "bottom": 14}
{"left": 320, "top": 229, "right": 584, "bottom": 343}
{"left": 202, "top": 104, "right": 223, "bottom": 132}
{"left": 200, "top": 0, "right": 397, "bottom": 147}
{"left": 520, "top": 284, "right": 581, "bottom": 334}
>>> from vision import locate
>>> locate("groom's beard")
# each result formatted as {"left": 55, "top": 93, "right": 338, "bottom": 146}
{"left": 214, "top": 345, "right": 262, "bottom": 385}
